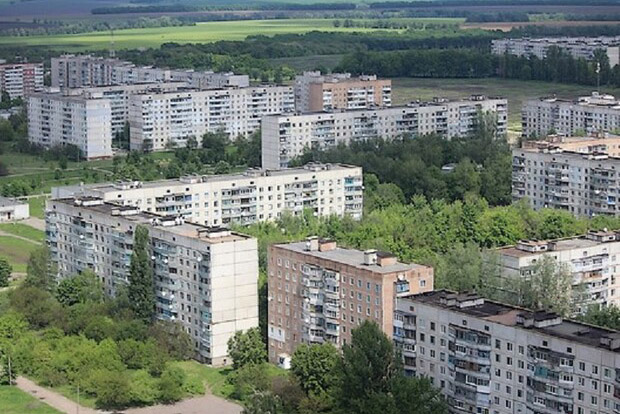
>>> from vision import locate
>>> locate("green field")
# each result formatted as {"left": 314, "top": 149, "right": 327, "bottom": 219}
{"left": 28, "top": 196, "right": 48, "bottom": 220}
{"left": 0, "top": 235, "right": 39, "bottom": 273}
{"left": 0, "top": 223, "right": 45, "bottom": 242}
{"left": 0, "top": 18, "right": 462, "bottom": 51}
{"left": 0, "top": 386, "right": 61, "bottom": 414}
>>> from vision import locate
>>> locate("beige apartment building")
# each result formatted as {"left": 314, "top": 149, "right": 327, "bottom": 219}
{"left": 294, "top": 71, "right": 392, "bottom": 112}
{"left": 267, "top": 237, "right": 433, "bottom": 367}
{"left": 0, "top": 62, "right": 44, "bottom": 99}
{"left": 47, "top": 197, "right": 258, "bottom": 366}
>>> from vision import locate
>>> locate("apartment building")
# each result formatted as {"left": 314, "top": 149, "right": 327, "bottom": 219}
{"left": 492, "top": 37, "right": 620, "bottom": 67}
{"left": 0, "top": 62, "right": 44, "bottom": 100}
{"left": 28, "top": 92, "right": 112, "bottom": 159}
{"left": 394, "top": 290, "right": 620, "bottom": 414}
{"left": 51, "top": 54, "right": 249, "bottom": 89}
{"left": 495, "top": 231, "right": 620, "bottom": 314}
{"left": 129, "top": 85, "right": 294, "bottom": 151}
{"left": 522, "top": 93, "right": 620, "bottom": 138}
{"left": 267, "top": 238, "right": 433, "bottom": 367}
{"left": 262, "top": 96, "right": 508, "bottom": 168}
{"left": 512, "top": 135, "right": 620, "bottom": 216}
{"left": 46, "top": 197, "right": 258, "bottom": 366}
{"left": 294, "top": 71, "right": 392, "bottom": 112}
{"left": 52, "top": 163, "right": 364, "bottom": 226}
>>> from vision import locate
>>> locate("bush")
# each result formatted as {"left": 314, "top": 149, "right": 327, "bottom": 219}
{"left": 129, "top": 369, "right": 160, "bottom": 406}
{"left": 158, "top": 365, "right": 186, "bottom": 403}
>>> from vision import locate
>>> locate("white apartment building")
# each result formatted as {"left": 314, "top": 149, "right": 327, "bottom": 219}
{"left": 294, "top": 71, "right": 392, "bottom": 112}
{"left": 495, "top": 232, "right": 620, "bottom": 313}
{"left": 51, "top": 54, "right": 249, "bottom": 89}
{"left": 129, "top": 85, "right": 294, "bottom": 151}
{"left": 47, "top": 197, "right": 258, "bottom": 366}
{"left": 0, "top": 62, "right": 44, "bottom": 99}
{"left": 492, "top": 37, "right": 620, "bottom": 67}
{"left": 522, "top": 93, "right": 620, "bottom": 138}
{"left": 262, "top": 96, "right": 507, "bottom": 169}
{"left": 28, "top": 92, "right": 112, "bottom": 159}
{"left": 394, "top": 290, "right": 620, "bottom": 414}
{"left": 51, "top": 163, "right": 364, "bottom": 226}
{"left": 512, "top": 135, "right": 620, "bottom": 216}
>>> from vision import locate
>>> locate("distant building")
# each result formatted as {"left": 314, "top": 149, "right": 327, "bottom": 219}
{"left": 492, "top": 36, "right": 620, "bottom": 66}
{"left": 262, "top": 96, "right": 507, "bottom": 169}
{"left": 267, "top": 238, "right": 433, "bottom": 367}
{"left": 522, "top": 92, "right": 620, "bottom": 138}
{"left": 294, "top": 71, "right": 392, "bottom": 112}
{"left": 0, "top": 62, "right": 44, "bottom": 100}
{"left": 52, "top": 163, "right": 364, "bottom": 226}
{"left": 47, "top": 197, "right": 258, "bottom": 366}
{"left": 394, "top": 290, "right": 620, "bottom": 414}
{"left": 0, "top": 196, "right": 29, "bottom": 222}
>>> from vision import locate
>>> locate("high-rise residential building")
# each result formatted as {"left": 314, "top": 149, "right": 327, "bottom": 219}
{"left": 52, "top": 163, "right": 364, "bottom": 226}
{"left": 51, "top": 54, "right": 249, "bottom": 89}
{"left": 47, "top": 197, "right": 258, "bottom": 366}
{"left": 0, "top": 62, "right": 44, "bottom": 99}
{"left": 267, "top": 238, "right": 433, "bottom": 367}
{"left": 394, "top": 290, "right": 620, "bottom": 414}
{"left": 294, "top": 71, "right": 392, "bottom": 112}
{"left": 28, "top": 92, "right": 112, "bottom": 159}
{"left": 492, "top": 37, "right": 620, "bottom": 67}
{"left": 129, "top": 85, "right": 294, "bottom": 151}
{"left": 494, "top": 231, "right": 620, "bottom": 314}
{"left": 522, "top": 93, "right": 620, "bottom": 138}
{"left": 512, "top": 134, "right": 620, "bottom": 216}
{"left": 262, "top": 96, "right": 508, "bottom": 169}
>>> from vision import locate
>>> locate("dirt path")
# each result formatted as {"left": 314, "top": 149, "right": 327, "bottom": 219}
{"left": 15, "top": 376, "right": 104, "bottom": 414}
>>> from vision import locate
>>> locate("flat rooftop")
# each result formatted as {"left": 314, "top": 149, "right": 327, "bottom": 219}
{"left": 497, "top": 237, "right": 603, "bottom": 258}
{"left": 52, "top": 198, "right": 251, "bottom": 244}
{"left": 407, "top": 290, "right": 620, "bottom": 353}
{"left": 274, "top": 241, "right": 426, "bottom": 274}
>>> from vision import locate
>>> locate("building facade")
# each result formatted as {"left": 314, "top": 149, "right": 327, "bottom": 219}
{"left": 294, "top": 71, "right": 392, "bottom": 112}
{"left": 262, "top": 96, "right": 507, "bottom": 169}
{"left": 46, "top": 197, "right": 258, "bottom": 366}
{"left": 52, "top": 163, "right": 364, "bottom": 226}
{"left": 495, "top": 232, "right": 620, "bottom": 313}
{"left": 512, "top": 136, "right": 620, "bottom": 216}
{"left": 28, "top": 92, "right": 112, "bottom": 159}
{"left": 0, "top": 62, "right": 44, "bottom": 99}
{"left": 394, "top": 290, "right": 620, "bottom": 414}
{"left": 492, "top": 37, "right": 620, "bottom": 67}
{"left": 267, "top": 238, "right": 433, "bottom": 367}
{"left": 522, "top": 93, "right": 620, "bottom": 138}
{"left": 0, "top": 196, "right": 29, "bottom": 222}
{"left": 129, "top": 85, "right": 294, "bottom": 151}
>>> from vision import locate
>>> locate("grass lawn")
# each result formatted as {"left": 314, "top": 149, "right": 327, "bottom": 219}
{"left": 28, "top": 196, "right": 48, "bottom": 220}
{"left": 0, "top": 18, "right": 462, "bottom": 51}
{"left": 0, "top": 386, "right": 61, "bottom": 414}
{"left": 171, "top": 360, "right": 236, "bottom": 399}
{"left": 0, "top": 223, "right": 45, "bottom": 242}
{"left": 0, "top": 235, "right": 39, "bottom": 273}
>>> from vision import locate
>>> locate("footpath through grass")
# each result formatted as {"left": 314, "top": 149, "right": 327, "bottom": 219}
{"left": 0, "top": 386, "right": 61, "bottom": 414}
{"left": 0, "top": 223, "right": 45, "bottom": 243}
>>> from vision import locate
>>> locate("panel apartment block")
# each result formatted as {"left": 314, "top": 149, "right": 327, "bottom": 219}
{"left": 28, "top": 92, "right": 112, "bottom": 159}
{"left": 495, "top": 231, "right": 620, "bottom": 314}
{"left": 512, "top": 135, "right": 620, "bottom": 216}
{"left": 262, "top": 96, "right": 507, "bottom": 169}
{"left": 129, "top": 85, "right": 294, "bottom": 151}
{"left": 394, "top": 290, "right": 620, "bottom": 414}
{"left": 52, "top": 163, "right": 363, "bottom": 226}
{"left": 267, "top": 238, "right": 433, "bottom": 367}
{"left": 294, "top": 71, "right": 392, "bottom": 112}
{"left": 522, "top": 93, "right": 620, "bottom": 138}
{"left": 47, "top": 197, "right": 258, "bottom": 366}
{"left": 0, "top": 62, "right": 44, "bottom": 99}
{"left": 492, "top": 37, "right": 620, "bottom": 67}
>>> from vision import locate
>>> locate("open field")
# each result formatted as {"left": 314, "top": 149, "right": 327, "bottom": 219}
{"left": 28, "top": 196, "right": 48, "bottom": 220}
{"left": 462, "top": 20, "right": 620, "bottom": 32}
{"left": 0, "top": 222, "right": 44, "bottom": 242}
{"left": 0, "top": 386, "right": 61, "bottom": 414}
{"left": 0, "top": 235, "right": 39, "bottom": 272}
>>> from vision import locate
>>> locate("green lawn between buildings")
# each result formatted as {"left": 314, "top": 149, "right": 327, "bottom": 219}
{"left": 0, "top": 235, "right": 39, "bottom": 273}
{"left": 0, "top": 386, "right": 61, "bottom": 414}
{"left": 0, "top": 223, "right": 45, "bottom": 242}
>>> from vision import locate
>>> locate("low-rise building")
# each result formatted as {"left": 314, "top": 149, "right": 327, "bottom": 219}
{"left": 394, "top": 290, "right": 620, "bottom": 414}
{"left": 0, "top": 62, "right": 44, "bottom": 99}
{"left": 52, "top": 163, "right": 364, "bottom": 226}
{"left": 0, "top": 196, "right": 29, "bottom": 221}
{"left": 46, "top": 197, "right": 258, "bottom": 366}
{"left": 267, "top": 238, "right": 433, "bottom": 367}
{"left": 262, "top": 96, "right": 507, "bottom": 169}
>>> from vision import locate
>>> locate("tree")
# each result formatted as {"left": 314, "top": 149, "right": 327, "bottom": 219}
{"left": 147, "top": 321, "right": 193, "bottom": 360}
{"left": 24, "top": 246, "right": 56, "bottom": 292}
{"left": 89, "top": 369, "right": 131, "bottom": 409}
{"left": 128, "top": 225, "right": 155, "bottom": 323}
{"left": 437, "top": 242, "right": 482, "bottom": 292}
{"left": 0, "top": 257, "right": 11, "bottom": 287}
{"left": 227, "top": 327, "right": 266, "bottom": 369}
{"left": 158, "top": 365, "right": 185, "bottom": 403}
{"left": 519, "top": 255, "right": 574, "bottom": 317}
{"left": 579, "top": 304, "right": 620, "bottom": 331}
{"left": 55, "top": 269, "right": 104, "bottom": 306}
{"left": 242, "top": 390, "right": 283, "bottom": 414}
{"left": 391, "top": 376, "right": 448, "bottom": 414}
{"left": 291, "top": 343, "right": 339, "bottom": 397}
